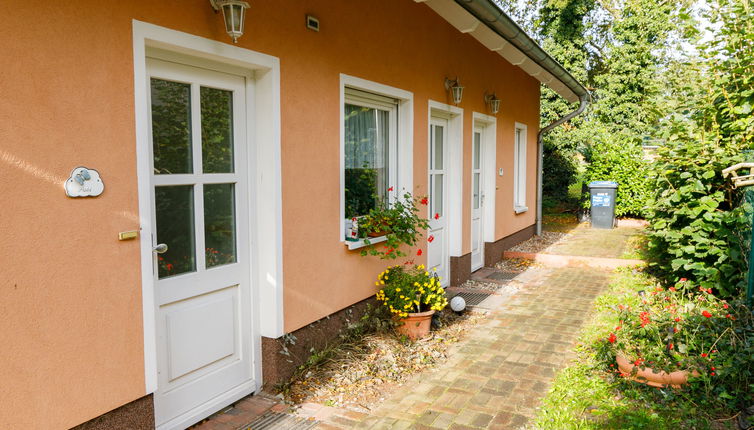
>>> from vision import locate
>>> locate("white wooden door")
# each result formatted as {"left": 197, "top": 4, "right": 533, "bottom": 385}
{"left": 471, "top": 127, "right": 485, "bottom": 271}
{"left": 147, "top": 59, "right": 255, "bottom": 430}
{"left": 428, "top": 117, "right": 449, "bottom": 286}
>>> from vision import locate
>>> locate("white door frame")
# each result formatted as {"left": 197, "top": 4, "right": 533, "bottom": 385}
{"left": 472, "top": 112, "right": 497, "bottom": 267}
{"left": 132, "top": 21, "right": 283, "bottom": 410}
{"left": 428, "top": 101, "right": 462, "bottom": 286}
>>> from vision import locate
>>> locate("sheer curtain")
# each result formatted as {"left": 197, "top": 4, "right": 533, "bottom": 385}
{"left": 344, "top": 103, "right": 389, "bottom": 218}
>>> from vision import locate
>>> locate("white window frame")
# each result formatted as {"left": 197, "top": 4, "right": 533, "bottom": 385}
{"left": 339, "top": 74, "right": 413, "bottom": 242}
{"left": 514, "top": 122, "right": 528, "bottom": 213}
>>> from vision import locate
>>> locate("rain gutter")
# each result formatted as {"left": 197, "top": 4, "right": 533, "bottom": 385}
{"left": 452, "top": 0, "right": 592, "bottom": 235}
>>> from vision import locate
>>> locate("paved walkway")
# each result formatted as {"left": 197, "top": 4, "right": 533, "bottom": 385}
{"left": 309, "top": 266, "right": 611, "bottom": 429}
{"left": 197, "top": 223, "right": 644, "bottom": 430}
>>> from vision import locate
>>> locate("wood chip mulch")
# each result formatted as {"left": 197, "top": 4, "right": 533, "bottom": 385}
{"left": 280, "top": 310, "right": 487, "bottom": 412}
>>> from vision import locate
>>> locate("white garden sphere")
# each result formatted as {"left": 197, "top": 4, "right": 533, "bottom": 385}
{"left": 450, "top": 296, "right": 466, "bottom": 313}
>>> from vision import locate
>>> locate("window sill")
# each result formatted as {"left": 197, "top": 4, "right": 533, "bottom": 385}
{"left": 345, "top": 235, "right": 388, "bottom": 250}
{"left": 514, "top": 206, "right": 528, "bottom": 214}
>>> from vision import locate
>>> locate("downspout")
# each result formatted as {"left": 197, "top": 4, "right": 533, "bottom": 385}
{"left": 536, "top": 93, "right": 590, "bottom": 235}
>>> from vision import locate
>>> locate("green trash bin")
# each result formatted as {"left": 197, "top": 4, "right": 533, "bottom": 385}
{"left": 588, "top": 181, "right": 618, "bottom": 229}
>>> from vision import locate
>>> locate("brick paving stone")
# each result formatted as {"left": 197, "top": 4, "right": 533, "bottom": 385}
{"left": 311, "top": 264, "right": 613, "bottom": 429}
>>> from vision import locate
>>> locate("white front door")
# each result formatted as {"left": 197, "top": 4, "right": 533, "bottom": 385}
{"left": 147, "top": 58, "right": 256, "bottom": 430}
{"left": 471, "top": 127, "right": 485, "bottom": 271}
{"left": 428, "top": 117, "right": 449, "bottom": 286}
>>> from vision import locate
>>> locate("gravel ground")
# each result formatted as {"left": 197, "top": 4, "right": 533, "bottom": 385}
{"left": 508, "top": 231, "right": 570, "bottom": 254}
{"left": 494, "top": 257, "right": 542, "bottom": 272}
{"left": 281, "top": 310, "right": 487, "bottom": 412}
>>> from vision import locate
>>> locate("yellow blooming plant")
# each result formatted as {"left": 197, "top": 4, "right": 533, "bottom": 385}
{"left": 374, "top": 264, "right": 449, "bottom": 318}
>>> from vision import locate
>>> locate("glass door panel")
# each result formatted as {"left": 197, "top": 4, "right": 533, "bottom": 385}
{"left": 150, "top": 79, "right": 193, "bottom": 175}
{"left": 155, "top": 185, "right": 196, "bottom": 278}
{"left": 201, "top": 86, "right": 235, "bottom": 173}
{"left": 204, "top": 183, "right": 237, "bottom": 267}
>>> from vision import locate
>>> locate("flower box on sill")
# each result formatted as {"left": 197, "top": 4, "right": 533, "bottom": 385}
{"left": 345, "top": 235, "right": 388, "bottom": 251}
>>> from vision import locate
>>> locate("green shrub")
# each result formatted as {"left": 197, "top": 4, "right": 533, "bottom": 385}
{"left": 645, "top": 136, "right": 749, "bottom": 297}
{"left": 584, "top": 135, "right": 652, "bottom": 218}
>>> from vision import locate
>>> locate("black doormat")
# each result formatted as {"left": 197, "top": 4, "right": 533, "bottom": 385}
{"left": 237, "top": 411, "right": 319, "bottom": 430}
{"left": 486, "top": 271, "right": 518, "bottom": 281}
{"left": 452, "top": 291, "right": 492, "bottom": 306}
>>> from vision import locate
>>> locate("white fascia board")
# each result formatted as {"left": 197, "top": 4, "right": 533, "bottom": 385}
{"left": 498, "top": 44, "right": 528, "bottom": 65}
{"left": 519, "top": 59, "right": 545, "bottom": 78}
{"left": 469, "top": 23, "right": 509, "bottom": 51}
{"left": 426, "top": 0, "right": 481, "bottom": 33}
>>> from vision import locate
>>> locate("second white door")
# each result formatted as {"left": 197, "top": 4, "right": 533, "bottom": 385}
{"left": 428, "top": 117, "right": 449, "bottom": 286}
{"left": 471, "top": 127, "right": 485, "bottom": 271}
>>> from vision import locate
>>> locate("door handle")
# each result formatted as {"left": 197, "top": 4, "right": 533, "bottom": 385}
{"left": 153, "top": 243, "right": 168, "bottom": 254}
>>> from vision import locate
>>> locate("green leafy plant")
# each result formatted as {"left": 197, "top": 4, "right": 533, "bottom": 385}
{"left": 374, "top": 265, "right": 448, "bottom": 318}
{"left": 601, "top": 279, "right": 738, "bottom": 374}
{"left": 358, "top": 191, "right": 430, "bottom": 260}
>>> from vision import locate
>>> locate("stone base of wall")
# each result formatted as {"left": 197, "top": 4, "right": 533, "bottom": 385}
{"left": 449, "top": 253, "right": 471, "bottom": 286}
{"left": 71, "top": 394, "right": 154, "bottom": 430}
{"left": 484, "top": 224, "right": 536, "bottom": 268}
{"left": 261, "top": 297, "right": 376, "bottom": 389}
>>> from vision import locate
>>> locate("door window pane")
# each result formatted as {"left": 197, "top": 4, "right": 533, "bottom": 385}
{"left": 201, "top": 87, "right": 235, "bottom": 173}
{"left": 204, "top": 184, "right": 237, "bottom": 267}
{"left": 473, "top": 132, "right": 481, "bottom": 170}
{"left": 151, "top": 79, "right": 192, "bottom": 174}
{"left": 344, "top": 103, "right": 390, "bottom": 218}
{"left": 473, "top": 173, "right": 480, "bottom": 209}
{"left": 155, "top": 185, "right": 196, "bottom": 278}
{"left": 433, "top": 125, "right": 444, "bottom": 170}
{"left": 432, "top": 173, "right": 444, "bottom": 217}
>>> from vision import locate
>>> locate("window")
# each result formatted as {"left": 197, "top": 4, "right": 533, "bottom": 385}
{"left": 514, "top": 123, "right": 528, "bottom": 212}
{"left": 343, "top": 88, "right": 398, "bottom": 219}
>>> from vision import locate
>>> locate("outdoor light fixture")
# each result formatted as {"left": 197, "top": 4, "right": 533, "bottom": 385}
{"left": 484, "top": 91, "right": 501, "bottom": 114}
{"left": 210, "top": 0, "right": 250, "bottom": 43}
{"left": 444, "top": 77, "right": 464, "bottom": 105}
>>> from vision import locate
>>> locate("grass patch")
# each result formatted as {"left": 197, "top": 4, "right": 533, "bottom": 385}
{"left": 620, "top": 231, "right": 649, "bottom": 260}
{"left": 535, "top": 268, "right": 737, "bottom": 429}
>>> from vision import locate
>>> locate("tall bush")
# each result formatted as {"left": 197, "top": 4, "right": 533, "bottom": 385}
{"left": 646, "top": 136, "right": 749, "bottom": 297}
{"left": 645, "top": 0, "right": 753, "bottom": 297}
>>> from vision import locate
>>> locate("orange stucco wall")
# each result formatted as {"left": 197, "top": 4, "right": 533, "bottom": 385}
{"left": 0, "top": 1, "right": 539, "bottom": 428}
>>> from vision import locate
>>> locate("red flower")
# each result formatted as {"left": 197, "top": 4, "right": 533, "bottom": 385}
{"left": 673, "top": 327, "right": 678, "bottom": 333}
{"left": 608, "top": 333, "right": 617, "bottom": 343}
{"left": 674, "top": 317, "right": 681, "bottom": 322}
{"left": 711, "top": 372, "right": 716, "bottom": 376}
{"left": 434, "top": 213, "right": 440, "bottom": 220}
{"left": 428, "top": 235, "right": 435, "bottom": 243}
{"left": 723, "top": 303, "right": 729, "bottom": 309}
{"left": 388, "top": 186, "right": 394, "bottom": 192}
{"left": 668, "top": 343, "right": 674, "bottom": 350}
{"left": 416, "top": 249, "right": 423, "bottom": 256}
{"left": 702, "top": 310, "right": 712, "bottom": 318}
{"left": 166, "top": 263, "right": 174, "bottom": 271}
{"left": 679, "top": 278, "right": 687, "bottom": 282}
{"left": 711, "top": 367, "right": 716, "bottom": 370}
{"left": 669, "top": 287, "right": 677, "bottom": 292}
{"left": 701, "top": 353, "right": 708, "bottom": 357}
{"left": 726, "top": 314, "right": 733, "bottom": 319}
{"left": 420, "top": 197, "right": 428, "bottom": 205}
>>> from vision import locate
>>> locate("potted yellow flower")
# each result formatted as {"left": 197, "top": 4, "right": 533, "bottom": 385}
{"left": 375, "top": 264, "right": 448, "bottom": 340}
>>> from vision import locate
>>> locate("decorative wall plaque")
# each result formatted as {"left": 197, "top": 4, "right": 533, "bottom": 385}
{"left": 65, "top": 166, "right": 104, "bottom": 197}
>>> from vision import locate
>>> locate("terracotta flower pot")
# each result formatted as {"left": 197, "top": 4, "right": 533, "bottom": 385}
{"left": 616, "top": 355, "right": 699, "bottom": 388}
{"left": 395, "top": 309, "right": 435, "bottom": 340}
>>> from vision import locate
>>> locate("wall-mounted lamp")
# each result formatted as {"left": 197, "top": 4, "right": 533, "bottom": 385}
{"left": 484, "top": 91, "right": 501, "bottom": 114}
{"left": 444, "top": 77, "right": 464, "bottom": 105}
{"left": 210, "top": 0, "right": 250, "bottom": 43}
